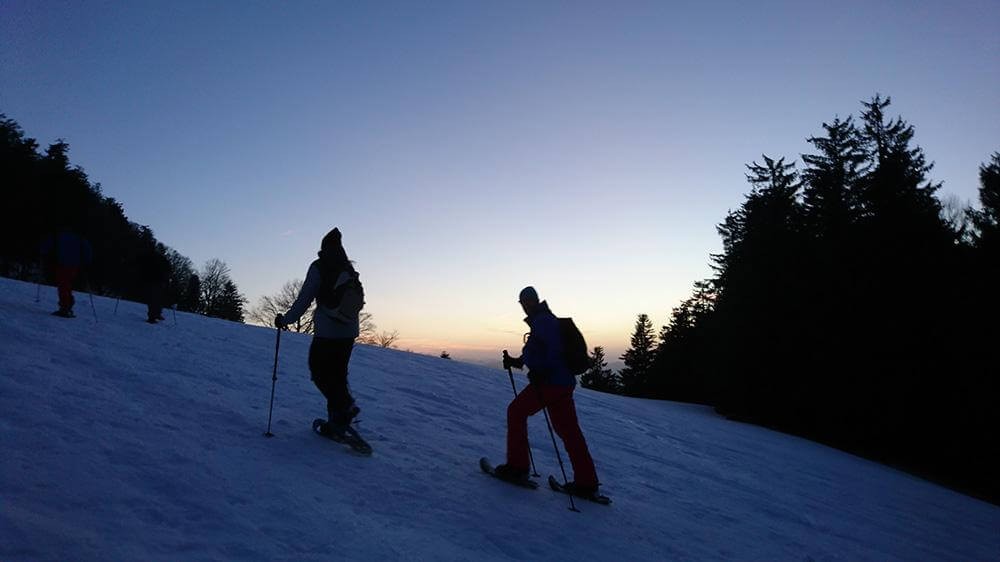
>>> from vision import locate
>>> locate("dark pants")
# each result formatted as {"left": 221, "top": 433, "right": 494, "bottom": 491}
{"left": 54, "top": 266, "right": 78, "bottom": 311}
{"left": 308, "top": 337, "right": 356, "bottom": 425}
{"left": 147, "top": 283, "right": 164, "bottom": 320}
{"left": 507, "top": 383, "right": 598, "bottom": 486}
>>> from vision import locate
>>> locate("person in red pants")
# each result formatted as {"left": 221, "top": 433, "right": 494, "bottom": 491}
{"left": 40, "top": 227, "right": 93, "bottom": 318}
{"left": 494, "top": 286, "right": 599, "bottom": 497}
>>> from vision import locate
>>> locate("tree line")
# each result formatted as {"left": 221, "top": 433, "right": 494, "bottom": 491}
{"left": 0, "top": 114, "right": 246, "bottom": 322}
{"left": 581, "top": 95, "right": 998, "bottom": 503}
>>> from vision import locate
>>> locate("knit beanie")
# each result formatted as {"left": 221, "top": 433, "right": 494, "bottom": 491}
{"left": 518, "top": 286, "right": 539, "bottom": 304}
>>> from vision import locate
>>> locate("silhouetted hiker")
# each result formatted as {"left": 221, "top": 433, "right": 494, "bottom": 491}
{"left": 138, "top": 250, "right": 171, "bottom": 323}
{"left": 275, "top": 228, "right": 366, "bottom": 439}
{"left": 494, "top": 286, "right": 600, "bottom": 497}
{"left": 40, "top": 227, "right": 93, "bottom": 318}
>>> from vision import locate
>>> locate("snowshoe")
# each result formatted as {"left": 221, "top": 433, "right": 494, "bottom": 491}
{"left": 312, "top": 418, "right": 372, "bottom": 456}
{"left": 548, "top": 475, "right": 611, "bottom": 505}
{"left": 480, "top": 457, "right": 538, "bottom": 489}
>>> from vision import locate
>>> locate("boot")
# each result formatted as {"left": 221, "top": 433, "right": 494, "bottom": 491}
{"left": 346, "top": 403, "right": 361, "bottom": 423}
{"left": 493, "top": 464, "right": 530, "bottom": 483}
{"left": 563, "top": 481, "right": 599, "bottom": 498}
{"left": 328, "top": 403, "right": 361, "bottom": 427}
{"left": 324, "top": 403, "right": 359, "bottom": 437}
{"left": 318, "top": 420, "right": 346, "bottom": 439}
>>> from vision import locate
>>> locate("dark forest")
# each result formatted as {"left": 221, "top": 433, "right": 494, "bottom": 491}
{"left": 580, "top": 96, "right": 998, "bottom": 503}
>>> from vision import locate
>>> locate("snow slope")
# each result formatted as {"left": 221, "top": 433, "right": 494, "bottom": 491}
{"left": 1, "top": 277, "right": 997, "bottom": 561}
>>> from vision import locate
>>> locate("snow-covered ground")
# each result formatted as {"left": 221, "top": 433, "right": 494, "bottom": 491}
{"left": 1, "top": 276, "right": 996, "bottom": 561}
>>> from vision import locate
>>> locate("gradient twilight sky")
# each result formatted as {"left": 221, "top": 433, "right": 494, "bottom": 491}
{"left": 2, "top": 1, "right": 998, "bottom": 365}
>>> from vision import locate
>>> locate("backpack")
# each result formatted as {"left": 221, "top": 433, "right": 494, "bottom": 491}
{"left": 558, "top": 317, "right": 589, "bottom": 375}
{"left": 317, "top": 262, "right": 365, "bottom": 322}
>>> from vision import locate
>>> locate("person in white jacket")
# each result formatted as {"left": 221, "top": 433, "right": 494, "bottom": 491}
{"left": 275, "top": 228, "right": 364, "bottom": 435}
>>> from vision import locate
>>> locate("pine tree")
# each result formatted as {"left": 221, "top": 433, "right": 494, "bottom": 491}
{"left": 200, "top": 259, "right": 245, "bottom": 321}
{"left": 618, "top": 314, "right": 656, "bottom": 396}
{"left": 714, "top": 156, "right": 802, "bottom": 289}
{"left": 970, "top": 152, "right": 1000, "bottom": 250}
{"left": 857, "top": 94, "right": 944, "bottom": 231}
{"left": 580, "top": 346, "right": 618, "bottom": 393}
{"left": 213, "top": 280, "right": 247, "bottom": 322}
{"left": 650, "top": 281, "right": 716, "bottom": 402}
{"left": 705, "top": 154, "right": 809, "bottom": 417}
{"left": 801, "top": 116, "right": 867, "bottom": 236}
{"left": 963, "top": 152, "right": 1000, "bottom": 502}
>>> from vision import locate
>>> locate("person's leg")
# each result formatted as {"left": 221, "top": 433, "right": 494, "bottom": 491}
{"left": 545, "top": 387, "right": 598, "bottom": 487}
{"left": 505, "top": 384, "right": 546, "bottom": 472}
{"left": 146, "top": 283, "right": 157, "bottom": 321}
{"left": 149, "top": 283, "right": 164, "bottom": 320}
{"left": 324, "top": 338, "right": 356, "bottom": 425}
{"left": 308, "top": 337, "right": 337, "bottom": 417}
{"left": 55, "top": 266, "right": 78, "bottom": 312}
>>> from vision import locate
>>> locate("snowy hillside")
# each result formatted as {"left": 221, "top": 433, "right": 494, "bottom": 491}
{"left": 1, "top": 277, "right": 997, "bottom": 561}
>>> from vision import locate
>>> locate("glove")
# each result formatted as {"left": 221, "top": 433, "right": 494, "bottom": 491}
{"left": 274, "top": 314, "right": 286, "bottom": 329}
{"left": 502, "top": 354, "right": 524, "bottom": 370}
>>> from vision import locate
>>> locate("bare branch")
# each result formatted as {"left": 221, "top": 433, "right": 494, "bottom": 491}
{"left": 356, "top": 312, "right": 378, "bottom": 344}
{"left": 247, "top": 279, "right": 315, "bottom": 334}
{"left": 374, "top": 329, "right": 399, "bottom": 349}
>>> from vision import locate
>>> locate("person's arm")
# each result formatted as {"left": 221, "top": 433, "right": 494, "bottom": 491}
{"left": 280, "top": 263, "right": 319, "bottom": 326}
{"left": 503, "top": 350, "right": 524, "bottom": 369}
{"left": 521, "top": 332, "right": 546, "bottom": 370}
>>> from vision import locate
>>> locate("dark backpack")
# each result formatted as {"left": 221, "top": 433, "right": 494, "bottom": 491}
{"left": 558, "top": 317, "right": 589, "bottom": 375}
{"left": 316, "top": 261, "right": 365, "bottom": 322}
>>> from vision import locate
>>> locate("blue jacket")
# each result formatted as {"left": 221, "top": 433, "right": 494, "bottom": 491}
{"left": 522, "top": 301, "right": 576, "bottom": 387}
{"left": 41, "top": 231, "right": 93, "bottom": 268}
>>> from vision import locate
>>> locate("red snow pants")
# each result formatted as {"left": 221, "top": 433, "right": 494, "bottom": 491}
{"left": 506, "top": 383, "right": 598, "bottom": 486}
{"left": 54, "top": 266, "right": 78, "bottom": 310}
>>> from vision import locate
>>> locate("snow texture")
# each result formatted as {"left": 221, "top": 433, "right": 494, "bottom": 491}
{"left": 1, "top": 277, "right": 997, "bottom": 561}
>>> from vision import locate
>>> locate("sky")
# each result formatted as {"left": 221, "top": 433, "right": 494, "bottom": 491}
{"left": 3, "top": 276, "right": 998, "bottom": 560}
{"left": 2, "top": 1, "right": 998, "bottom": 364}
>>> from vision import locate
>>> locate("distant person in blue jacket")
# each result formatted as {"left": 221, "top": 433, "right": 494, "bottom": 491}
{"left": 40, "top": 227, "right": 93, "bottom": 318}
{"left": 137, "top": 249, "right": 171, "bottom": 324}
{"left": 495, "top": 286, "right": 599, "bottom": 497}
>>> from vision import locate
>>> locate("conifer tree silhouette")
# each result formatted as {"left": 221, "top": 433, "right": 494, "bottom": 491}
{"left": 581, "top": 346, "right": 618, "bottom": 393}
{"left": 619, "top": 314, "right": 657, "bottom": 396}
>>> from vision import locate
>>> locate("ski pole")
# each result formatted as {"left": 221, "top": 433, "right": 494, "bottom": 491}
{"left": 35, "top": 253, "right": 43, "bottom": 303}
{"left": 114, "top": 297, "right": 120, "bottom": 315}
{"left": 172, "top": 304, "right": 177, "bottom": 325}
{"left": 264, "top": 328, "right": 282, "bottom": 437}
{"left": 531, "top": 378, "right": 579, "bottom": 513}
{"left": 85, "top": 276, "right": 98, "bottom": 322}
{"left": 503, "top": 350, "right": 540, "bottom": 477}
